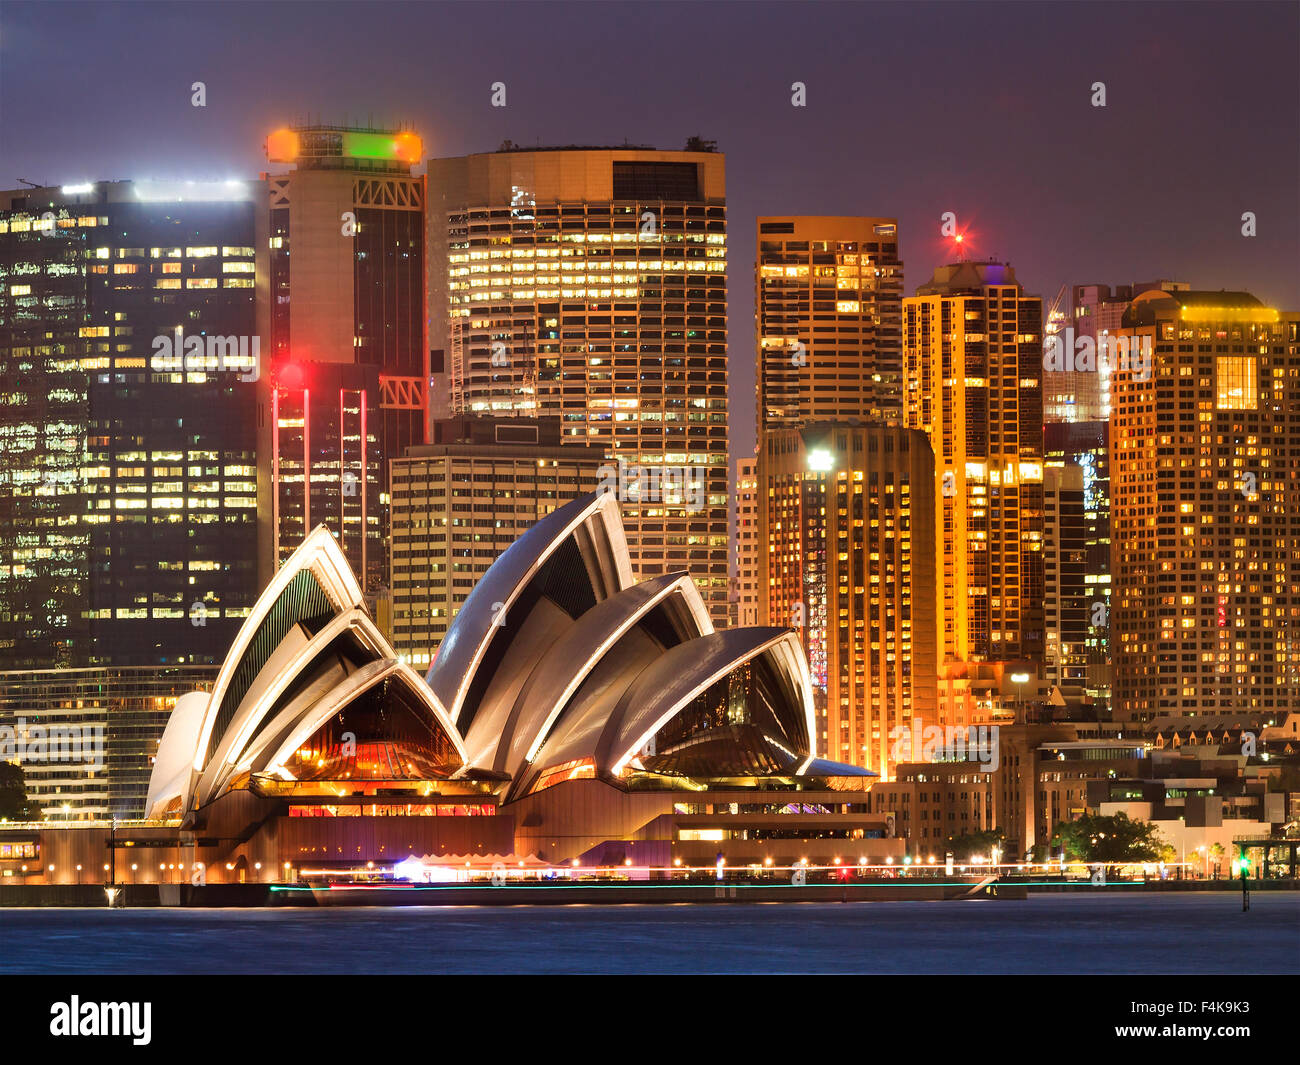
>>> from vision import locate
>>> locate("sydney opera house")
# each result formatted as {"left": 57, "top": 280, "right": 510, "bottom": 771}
{"left": 8, "top": 495, "right": 902, "bottom": 885}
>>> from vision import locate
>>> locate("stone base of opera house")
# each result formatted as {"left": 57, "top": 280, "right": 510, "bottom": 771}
{"left": 0, "top": 777, "right": 904, "bottom": 893}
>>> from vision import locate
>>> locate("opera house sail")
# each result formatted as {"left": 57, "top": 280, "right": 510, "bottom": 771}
{"left": 129, "top": 493, "right": 900, "bottom": 878}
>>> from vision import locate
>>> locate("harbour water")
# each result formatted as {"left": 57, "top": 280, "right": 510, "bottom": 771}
{"left": 3, "top": 892, "right": 1296, "bottom": 974}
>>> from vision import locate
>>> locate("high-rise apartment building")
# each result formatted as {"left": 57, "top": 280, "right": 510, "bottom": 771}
{"left": 758, "top": 422, "right": 937, "bottom": 776}
{"left": 1045, "top": 420, "right": 1111, "bottom": 709}
{"left": 426, "top": 145, "right": 730, "bottom": 623}
{"left": 1042, "top": 464, "right": 1088, "bottom": 690}
{"left": 1110, "top": 289, "right": 1300, "bottom": 722}
{"left": 732, "top": 456, "right": 760, "bottom": 628}
{"left": 388, "top": 417, "right": 606, "bottom": 667}
{"left": 901, "top": 261, "right": 1045, "bottom": 683}
{"left": 755, "top": 216, "right": 903, "bottom": 436}
{"left": 0, "top": 180, "right": 260, "bottom": 669}
{"left": 257, "top": 125, "right": 428, "bottom": 593}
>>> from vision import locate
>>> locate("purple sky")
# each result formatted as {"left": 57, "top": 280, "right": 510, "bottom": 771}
{"left": 3, "top": 1, "right": 1297, "bottom": 457}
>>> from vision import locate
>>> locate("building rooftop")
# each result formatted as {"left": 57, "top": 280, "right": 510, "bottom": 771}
{"left": 914, "top": 260, "right": 1025, "bottom": 297}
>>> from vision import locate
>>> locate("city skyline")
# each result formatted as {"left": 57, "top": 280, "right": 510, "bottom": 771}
{"left": 3, "top": 1, "right": 1297, "bottom": 458}
{"left": 0, "top": 0, "right": 1297, "bottom": 997}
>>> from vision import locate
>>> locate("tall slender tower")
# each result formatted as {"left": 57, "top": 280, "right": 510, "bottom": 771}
{"left": 1042, "top": 463, "right": 1087, "bottom": 690}
{"left": 1045, "top": 420, "right": 1111, "bottom": 710}
{"left": 257, "top": 124, "right": 428, "bottom": 595}
{"left": 1111, "top": 289, "right": 1300, "bottom": 722}
{"left": 733, "top": 457, "right": 760, "bottom": 628}
{"left": 902, "top": 261, "right": 1044, "bottom": 720}
{"left": 427, "top": 145, "right": 729, "bottom": 623}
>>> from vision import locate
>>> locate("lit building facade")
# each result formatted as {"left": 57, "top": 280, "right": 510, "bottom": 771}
{"left": 388, "top": 416, "right": 606, "bottom": 668}
{"left": 1044, "top": 280, "right": 1188, "bottom": 423}
{"left": 257, "top": 125, "right": 428, "bottom": 593}
{"left": 758, "top": 422, "right": 937, "bottom": 776}
{"left": 427, "top": 146, "right": 730, "bottom": 624}
{"left": 1045, "top": 420, "right": 1111, "bottom": 709}
{"left": 1042, "top": 463, "right": 1088, "bottom": 690}
{"left": 0, "top": 665, "right": 217, "bottom": 819}
{"left": 755, "top": 216, "right": 903, "bottom": 436}
{"left": 1111, "top": 289, "right": 1300, "bottom": 722}
{"left": 864, "top": 724, "right": 1148, "bottom": 859}
{"left": 901, "top": 262, "right": 1045, "bottom": 703}
{"left": 732, "top": 456, "right": 760, "bottom": 628}
{"left": 0, "top": 181, "right": 260, "bottom": 669}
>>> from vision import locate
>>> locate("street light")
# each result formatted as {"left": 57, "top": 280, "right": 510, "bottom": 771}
{"left": 1010, "top": 673, "right": 1030, "bottom": 718}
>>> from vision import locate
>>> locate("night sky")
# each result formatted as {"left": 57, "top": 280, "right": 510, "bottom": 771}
{"left": 3, "top": 1, "right": 1296, "bottom": 458}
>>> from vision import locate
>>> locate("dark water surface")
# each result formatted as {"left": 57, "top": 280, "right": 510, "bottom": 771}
{"left": 2, "top": 892, "right": 1296, "bottom": 974}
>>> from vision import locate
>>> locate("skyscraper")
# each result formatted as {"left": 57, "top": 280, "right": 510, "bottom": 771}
{"left": 258, "top": 124, "right": 428, "bottom": 593}
{"left": 732, "top": 456, "right": 760, "bottom": 628}
{"left": 0, "top": 180, "right": 260, "bottom": 669}
{"left": 755, "top": 216, "right": 903, "bottom": 436}
{"left": 1042, "top": 463, "right": 1088, "bottom": 691}
{"left": 1045, "top": 420, "right": 1111, "bottom": 710}
{"left": 426, "top": 145, "right": 730, "bottom": 624}
{"left": 1043, "top": 280, "right": 1188, "bottom": 423}
{"left": 758, "top": 422, "right": 937, "bottom": 775}
{"left": 1111, "top": 289, "right": 1300, "bottom": 722}
{"left": 901, "top": 261, "right": 1044, "bottom": 716}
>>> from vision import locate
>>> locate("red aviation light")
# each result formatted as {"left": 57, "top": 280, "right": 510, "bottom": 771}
{"left": 277, "top": 361, "right": 306, "bottom": 391}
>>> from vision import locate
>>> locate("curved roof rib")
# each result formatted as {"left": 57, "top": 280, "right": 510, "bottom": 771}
{"left": 193, "top": 607, "right": 391, "bottom": 809}
{"left": 145, "top": 690, "right": 211, "bottom": 818}
{"left": 605, "top": 628, "right": 813, "bottom": 774}
{"left": 426, "top": 491, "right": 632, "bottom": 726}
{"left": 259, "top": 659, "right": 464, "bottom": 781}
{"left": 517, "top": 628, "right": 815, "bottom": 797}
{"left": 462, "top": 572, "right": 710, "bottom": 786}
{"left": 189, "top": 526, "right": 363, "bottom": 799}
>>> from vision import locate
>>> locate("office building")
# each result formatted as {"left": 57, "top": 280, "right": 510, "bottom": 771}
{"left": 1110, "top": 289, "right": 1300, "bottom": 722}
{"left": 755, "top": 216, "right": 903, "bottom": 436}
{"left": 0, "top": 665, "right": 218, "bottom": 819}
{"left": 427, "top": 145, "right": 730, "bottom": 624}
{"left": 388, "top": 416, "right": 605, "bottom": 667}
{"left": 0, "top": 180, "right": 260, "bottom": 669}
{"left": 1042, "top": 464, "right": 1088, "bottom": 690}
{"left": 758, "top": 422, "right": 937, "bottom": 776}
{"left": 258, "top": 124, "right": 428, "bottom": 593}
{"left": 1045, "top": 420, "right": 1111, "bottom": 709}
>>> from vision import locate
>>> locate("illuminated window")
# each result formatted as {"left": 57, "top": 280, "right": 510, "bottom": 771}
{"left": 1215, "top": 356, "right": 1257, "bottom": 410}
